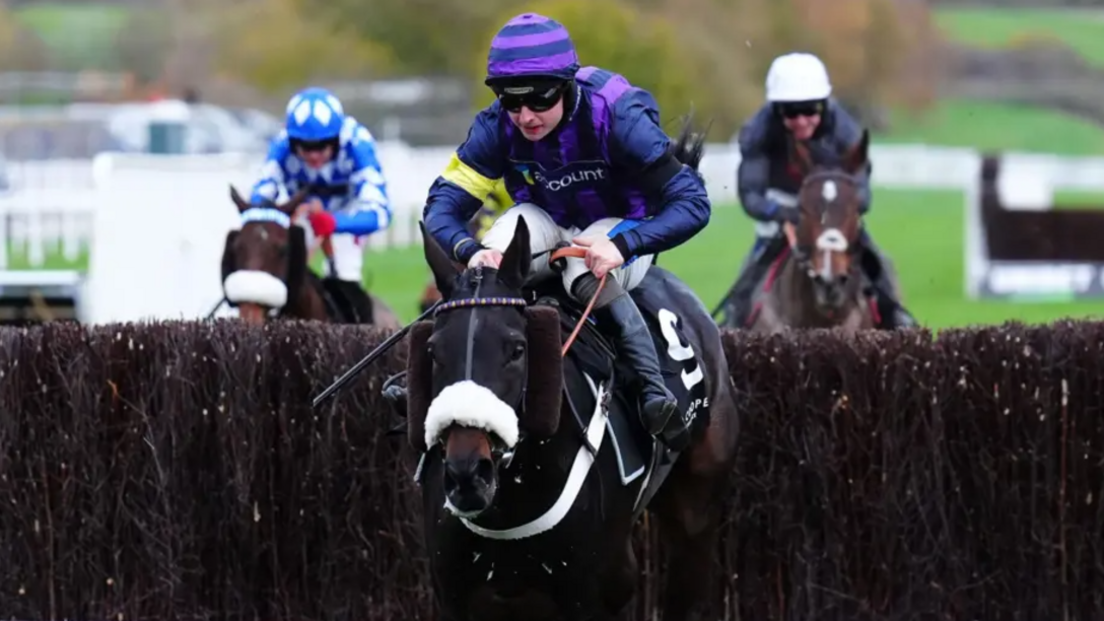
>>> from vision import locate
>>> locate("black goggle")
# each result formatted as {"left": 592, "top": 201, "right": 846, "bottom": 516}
{"left": 494, "top": 83, "right": 566, "bottom": 113}
{"left": 776, "top": 101, "right": 825, "bottom": 119}
{"left": 291, "top": 138, "right": 336, "bottom": 152}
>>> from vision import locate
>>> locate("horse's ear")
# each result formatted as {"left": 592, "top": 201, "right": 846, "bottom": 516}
{"left": 497, "top": 217, "right": 531, "bottom": 290}
{"left": 229, "top": 185, "right": 250, "bottom": 213}
{"left": 420, "top": 220, "right": 460, "bottom": 299}
{"left": 279, "top": 186, "right": 311, "bottom": 215}
{"left": 405, "top": 320, "right": 436, "bottom": 453}
{"left": 522, "top": 304, "right": 563, "bottom": 438}
{"left": 843, "top": 129, "right": 870, "bottom": 175}
{"left": 790, "top": 139, "right": 815, "bottom": 175}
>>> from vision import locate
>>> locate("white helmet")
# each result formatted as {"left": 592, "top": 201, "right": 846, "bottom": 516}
{"left": 765, "top": 52, "right": 832, "bottom": 102}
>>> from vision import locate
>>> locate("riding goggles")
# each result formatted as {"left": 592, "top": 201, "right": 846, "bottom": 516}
{"left": 775, "top": 100, "right": 825, "bottom": 119}
{"left": 291, "top": 137, "right": 338, "bottom": 152}
{"left": 493, "top": 81, "right": 567, "bottom": 113}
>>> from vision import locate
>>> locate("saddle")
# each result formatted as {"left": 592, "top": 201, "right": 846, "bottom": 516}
{"left": 391, "top": 267, "right": 713, "bottom": 502}
{"left": 310, "top": 274, "right": 375, "bottom": 324}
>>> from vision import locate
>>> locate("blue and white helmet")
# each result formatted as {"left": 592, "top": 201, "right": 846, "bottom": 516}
{"left": 284, "top": 87, "right": 345, "bottom": 142}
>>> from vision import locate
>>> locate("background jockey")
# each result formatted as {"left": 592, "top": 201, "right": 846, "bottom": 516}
{"left": 248, "top": 86, "right": 391, "bottom": 320}
{"left": 724, "top": 52, "right": 917, "bottom": 329}
{"left": 422, "top": 12, "right": 711, "bottom": 449}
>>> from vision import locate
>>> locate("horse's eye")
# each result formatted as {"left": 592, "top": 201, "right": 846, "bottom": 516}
{"left": 509, "top": 343, "right": 525, "bottom": 362}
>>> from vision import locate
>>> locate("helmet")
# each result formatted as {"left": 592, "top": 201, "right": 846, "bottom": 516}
{"left": 485, "top": 13, "right": 579, "bottom": 85}
{"left": 765, "top": 52, "right": 832, "bottom": 102}
{"left": 284, "top": 87, "right": 345, "bottom": 142}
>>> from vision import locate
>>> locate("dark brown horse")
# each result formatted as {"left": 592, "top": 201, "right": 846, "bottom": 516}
{"left": 399, "top": 120, "right": 739, "bottom": 620}
{"left": 220, "top": 185, "right": 401, "bottom": 329}
{"left": 746, "top": 130, "right": 900, "bottom": 334}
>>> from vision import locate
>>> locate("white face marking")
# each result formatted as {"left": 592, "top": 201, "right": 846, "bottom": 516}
{"left": 822, "top": 180, "right": 837, "bottom": 202}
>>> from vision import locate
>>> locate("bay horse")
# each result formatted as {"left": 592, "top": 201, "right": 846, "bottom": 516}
{"left": 399, "top": 123, "right": 740, "bottom": 621}
{"left": 220, "top": 184, "right": 402, "bottom": 330}
{"left": 743, "top": 129, "right": 897, "bottom": 334}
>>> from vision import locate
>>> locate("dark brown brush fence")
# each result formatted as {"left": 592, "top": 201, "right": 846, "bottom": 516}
{"left": 1, "top": 320, "right": 1103, "bottom": 621}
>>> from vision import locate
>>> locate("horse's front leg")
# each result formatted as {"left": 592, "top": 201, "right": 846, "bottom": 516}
{"left": 651, "top": 467, "right": 727, "bottom": 621}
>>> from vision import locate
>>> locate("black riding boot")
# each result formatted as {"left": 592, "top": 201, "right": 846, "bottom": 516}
{"left": 858, "top": 235, "right": 917, "bottom": 330}
{"left": 573, "top": 274, "right": 687, "bottom": 450}
{"left": 724, "top": 239, "right": 780, "bottom": 328}
{"left": 326, "top": 278, "right": 375, "bottom": 324}
{"left": 725, "top": 262, "right": 766, "bottom": 328}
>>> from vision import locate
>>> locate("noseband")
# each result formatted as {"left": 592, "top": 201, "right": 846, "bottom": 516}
{"left": 791, "top": 169, "right": 863, "bottom": 276}
{"left": 231, "top": 207, "right": 308, "bottom": 321}
{"left": 433, "top": 266, "right": 530, "bottom": 464}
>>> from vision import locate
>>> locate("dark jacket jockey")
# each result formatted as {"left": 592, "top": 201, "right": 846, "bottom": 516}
{"left": 422, "top": 13, "right": 711, "bottom": 449}
{"left": 724, "top": 51, "right": 917, "bottom": 329}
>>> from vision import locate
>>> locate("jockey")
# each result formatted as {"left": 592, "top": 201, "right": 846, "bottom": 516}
{"left": 725, "top": 52, "right": 917, "bottom": 329}
{"left": 422, "top": 13, "right": 710, "bottom": 449}
{"left": 248, "top": 86, "right": 391, "bottom": 320}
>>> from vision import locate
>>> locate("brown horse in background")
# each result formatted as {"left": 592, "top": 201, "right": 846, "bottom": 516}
{"left": 220, "top": 185, "right": 402, "bottom": 329}
{"left": 747, "top": 130, "right": 898, "bottom": 334}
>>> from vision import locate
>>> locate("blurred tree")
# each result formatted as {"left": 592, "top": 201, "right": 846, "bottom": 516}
{"left": 210, "top": 0, "right": 395, "bottom": 92}
{"left": 115, "top": 8, "right": 173, "bottom": 85}
{"left": 294, "top": 0, "right": 526, "bottom": 75}
{"left": 0, "top": 3, "right": 50, "bottom": 72}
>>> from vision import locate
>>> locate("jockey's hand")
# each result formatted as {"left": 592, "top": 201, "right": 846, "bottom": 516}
{"left": 307, "top": 209, "right": 337, "bottom": 237}
{"left": 776, "top": 202, "right": 800, "bottom": 225}
{"left": 573, "top": 235, "right": 624, "bottom": 279}
{"left": 468, "top": 248, "right": 503, "bottom": 269}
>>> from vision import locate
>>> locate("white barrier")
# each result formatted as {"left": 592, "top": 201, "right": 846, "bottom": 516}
{"left": 3, "top": 142, "right": 1104, "bottom": 323}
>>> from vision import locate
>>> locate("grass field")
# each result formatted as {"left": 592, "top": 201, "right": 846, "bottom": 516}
{"left": 12, "top": 192, "right": 1104, "bottom": 330}
{"left": 934, "top": 7, "right": 1104, "bottom": 67}
{"left": 13, "top": 3, "right": 131, "bottom": 71}
{"left": 881, "top": 99, "right": 1104, "bottom": 156}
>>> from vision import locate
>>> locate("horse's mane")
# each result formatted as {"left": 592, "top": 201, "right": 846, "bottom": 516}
{"left": 667, "top": 110, "right": 710, "bottom": 174}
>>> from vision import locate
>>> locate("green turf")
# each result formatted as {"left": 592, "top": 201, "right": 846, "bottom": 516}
{"left": 14, "top": 193, "right": 1104, "bottom": 330}
{"left": 934, "top": 7, "right": 1104, "bottom": 67}
{"left": 13, "top": 3, "right": 131, "bottom": 71}
{"left": 877, "top": 99, "right": 1104, "bottom": 156}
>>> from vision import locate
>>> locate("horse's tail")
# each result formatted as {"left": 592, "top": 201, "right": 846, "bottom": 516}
{"left": 668, "top": 107, "right": 711, "bottom": 174}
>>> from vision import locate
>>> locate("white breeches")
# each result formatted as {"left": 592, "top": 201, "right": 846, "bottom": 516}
{"left": 296, "top": 211, "right": 365, "bottom": 282}
{"left": 481, "top": 203, "right": 653, "bottom": 299}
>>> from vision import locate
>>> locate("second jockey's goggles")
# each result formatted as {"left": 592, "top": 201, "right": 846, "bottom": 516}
{"left": 291, "top": 137, "right": 339, "bottom": 152}
{"left": 492, "top": 80, "right": 568, "bottom": 113}
{"left": 775, "top": 99, "right": 825, "bottom": 119}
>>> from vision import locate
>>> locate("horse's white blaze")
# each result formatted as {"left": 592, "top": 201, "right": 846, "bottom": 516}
{"left": 223, "top": 270, "right": 289, "bottom": 308}
{"left": 822, "top": 180, "right": 837, "bottom": 203}
{"left": 425, "top": 380, "right": 519, "bottom": 448}
{"left": 816, "top": 228, "right": 848, "bottom": 252}
{"left": 815, "top": 227, "right": 849, "bottom": 280}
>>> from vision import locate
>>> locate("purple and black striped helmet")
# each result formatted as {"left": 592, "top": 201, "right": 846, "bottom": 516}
{"left": 485, "top": 13, "right": 580, "bottom": 84}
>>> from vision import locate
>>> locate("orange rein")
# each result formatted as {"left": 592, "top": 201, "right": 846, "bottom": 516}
{"left": 548, "top": 246, "right": 606, "bottom": 357}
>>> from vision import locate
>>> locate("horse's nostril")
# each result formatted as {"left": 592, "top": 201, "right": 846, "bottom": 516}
{"left": 445, "top": 457, "right": 491, "bottom": 490}
{"left": 476, "top": 458, "right": 495, "bottom": 482}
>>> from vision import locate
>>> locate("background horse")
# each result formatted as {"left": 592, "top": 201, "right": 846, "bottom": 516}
{"left": 745, "top": 130, "right": 897, "bottom": 334}
{"left": 400, "top": 119, "right": 740, "bottom": 621}
{"left": 221, "top": 185, "right": 402, "bottom": 329}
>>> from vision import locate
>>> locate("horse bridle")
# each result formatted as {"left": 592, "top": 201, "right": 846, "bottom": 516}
{"left": 431, "top": 266, "right": 530, "bottom": 466}
{"left": 789, "top": 168, "right": 864, "bottom": 275}
{"left": 230, "top": 207, "right": 304, "bottom": 321}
